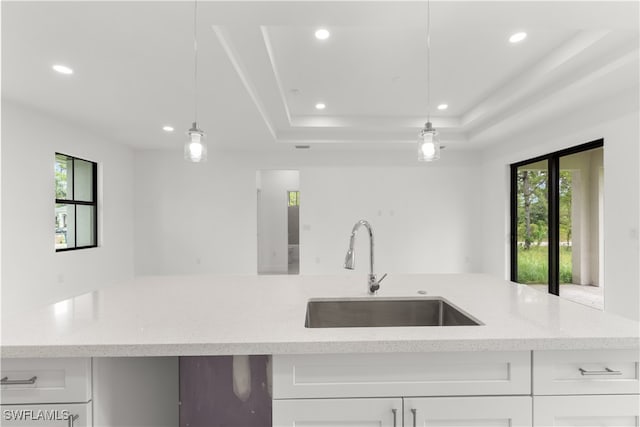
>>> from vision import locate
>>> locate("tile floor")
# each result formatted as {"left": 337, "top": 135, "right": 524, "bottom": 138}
{"left": 527, "top": 284, "right": 604, "bottom": 310}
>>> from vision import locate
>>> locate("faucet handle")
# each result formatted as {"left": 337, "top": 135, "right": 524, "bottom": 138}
{"left": 368, "top": 273, "right": 387, "bottom": 294}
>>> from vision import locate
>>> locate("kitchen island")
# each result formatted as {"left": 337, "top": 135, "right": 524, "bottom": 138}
{"left": 1, "top": 274, "right": 639, "bottom": 426}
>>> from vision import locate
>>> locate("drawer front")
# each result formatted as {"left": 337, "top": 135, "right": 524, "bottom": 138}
{"left": 1, "top": 358, "right": 92, "bottom": 404}
{"left": 1, "top": 402, "right": 91, "bottom": 426}
{"left": 273, "top": 351, "right": 531, "bottom": 399}
{"left": 533, "top": 350, "right": 640, "bottom": 395}
{"left": 534, "top": 395, "right": 640, "bottom": 426}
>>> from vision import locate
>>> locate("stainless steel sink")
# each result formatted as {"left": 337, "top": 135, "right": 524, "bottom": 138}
{"left": 305, "top": 297, "right": 482, "bottom": 328}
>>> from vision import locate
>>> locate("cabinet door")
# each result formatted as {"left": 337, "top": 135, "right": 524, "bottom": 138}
{"left": 534, "top": 395, "right": 640, "bottom": 426}
{"left": 1, "top": 402, "right": 91, "bottom": 426}
{"left": 404, "top": 396, "right": 532, "bottom": 427}
{"left": 273, "top": 398, "right": 402, "bottom": 427}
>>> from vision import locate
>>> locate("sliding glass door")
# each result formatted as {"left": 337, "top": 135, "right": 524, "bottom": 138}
{"left": 511, "top": 140, "right": 604, "bottom": 308}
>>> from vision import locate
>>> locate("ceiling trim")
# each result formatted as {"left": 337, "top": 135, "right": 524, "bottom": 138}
{"left": 212, "top": 25, "right": 278, "bottom": 140}
{"left": 461, "top": 30, "right": 610, "bottom": 130}
{"left": 261, "top": 26, "right": 294, "bottom": 126}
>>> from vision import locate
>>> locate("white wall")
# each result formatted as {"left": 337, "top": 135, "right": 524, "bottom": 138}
{"left": 301, "top": 165, "right": 479, "bottom": 275}
{"left": 478, "top": 92, "right": 639, "bottom": 320}
{"left": 134, "top": 149, "right": 482, "bottom": 277}
{"left": 257, "top": 170, "right": 299, "bottom": 274}
{"left": 1, "top": 101, "right": 135, "bottom": 315}
{"left": 133, "top": 151, "right": 258, "bottom": 276}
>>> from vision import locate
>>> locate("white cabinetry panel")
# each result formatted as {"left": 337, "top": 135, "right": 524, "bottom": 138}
{"left": 0, "top": 358, "right": 91, "bottom": 404}
{"left": 534, "top": 350, "right": 640, "bottom": 395}
{"left": 404, "top": 396, "right": 532, "bottom": 427}
{"left": 273, "top": 351, "right": 530, "bottom": 398}
{"left": 273, "top": 398, "right": 402, "bottom": 427}
{"left": 92, "top": 357, "right": 178, "bottom": 427}
{"left": 534, "top": 395, "right": 640, "bottom": 426}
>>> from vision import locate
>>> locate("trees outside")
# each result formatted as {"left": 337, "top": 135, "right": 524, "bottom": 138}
{"left": 55, "top": 154, "right": 68, "bottom": 199}
{"left": 516, "top": 169, "right": 573, "bottom": 248}
{"left": 517, "top": 169, "right": 548, "bottom": 249}
{"left": 516, "top": 168, "right": 573, "bottom": 284}
{"left": 558, "top": 171, "right": 572, "bottom": 244}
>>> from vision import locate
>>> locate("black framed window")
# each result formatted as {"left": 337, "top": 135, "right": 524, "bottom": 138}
{"left": 55, "top": 153, "right": 98, "bottom": 251}
{"left": 510, "top": 139, "right": 604, "bottom": 295}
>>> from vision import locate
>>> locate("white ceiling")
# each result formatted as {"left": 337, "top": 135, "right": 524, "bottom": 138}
{"left": 2, "top": 1, "right": 638, "bottom": 152}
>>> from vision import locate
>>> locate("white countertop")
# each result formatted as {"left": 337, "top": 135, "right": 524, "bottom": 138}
{"left": 1, "top": 274, "right": 638, "bottom": 357}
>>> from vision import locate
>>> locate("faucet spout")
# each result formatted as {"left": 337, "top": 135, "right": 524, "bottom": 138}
{"left": 343, "top": 220, "right": 385, "bottom": 294}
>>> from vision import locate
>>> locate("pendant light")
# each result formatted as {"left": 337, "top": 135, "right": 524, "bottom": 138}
{"left": 418, "top": 0, "right": 440, "bottom": 162}
{"left": 185, "top": 0, "right": 207, "bottom": 162}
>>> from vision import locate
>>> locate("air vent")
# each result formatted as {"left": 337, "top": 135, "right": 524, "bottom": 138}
{"left": 295, "top": 145, "right": 310, "bottom": 149}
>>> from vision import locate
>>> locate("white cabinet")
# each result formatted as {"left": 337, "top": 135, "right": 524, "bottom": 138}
{"left": 405, "top": 396, "right": 532, "bottom": 427}
{"left": 273, "top": 350, "right": 640, "bottom": 427}
{"left": 533, "top": 350, "right": 640, "bottom": 426}
{"left": 273, "top": 398, "right": 402, "bottom": 427}
{"left": 533, "top": 395, "right": 640, "bottom": 426}
{"left": 273, "top": 351, "right": 531, "bottom": 398}
{"left": 0, "top": 358, "right": 92, "bottom": 405}
{"left": 533, "top": 349, "right": 640, "bottom": 395}
{"left": 1, "top": 356, "right": 179, "bottom": 427}
{"left": 1, "top": 358, "right": 92, "bottom": 426}
{"left": 272, "top": 352, "right": 533, "bottom": 427}
{"left": 273, "top": 396, "right": 532, "bottom": 427}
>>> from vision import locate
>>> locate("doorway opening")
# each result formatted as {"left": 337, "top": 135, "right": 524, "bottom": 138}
{"left": 256, "top": 171, "right": 300, "bottom": 275}
{"left": 511, "top": 140, "right": 604, "bottom": 310}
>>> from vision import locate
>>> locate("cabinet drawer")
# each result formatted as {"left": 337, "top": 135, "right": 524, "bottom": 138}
{"left": 533, "top": 350, "right": 640, "bottom": 395}
{"left": 1, "top": 402, "right": 91, "bottom": 426}
{"left": 273, "top": 351, "right": 531, "bottom": 398}
{"left": 1, "top": 358, "right": 92, "bottom": 404}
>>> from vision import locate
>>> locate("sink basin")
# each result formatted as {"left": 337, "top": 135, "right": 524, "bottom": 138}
{"left": 305, "top": 297, "right": 482, "bottom": 328}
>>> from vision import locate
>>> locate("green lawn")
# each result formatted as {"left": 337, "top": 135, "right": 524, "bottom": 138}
{"left": 517, "top": 246, "right": 572, "bottom": 284}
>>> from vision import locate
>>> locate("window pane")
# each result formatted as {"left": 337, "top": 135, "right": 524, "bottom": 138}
{"left": 55, "top": 154, "right": 73, "bottom": 200}
{"left": 74, "top": 159, "right": 94, "bottom": 202}
{"left": 76, "top": 205, "right": 96, "bottom": 247}
{"left": 558, "top": 147, "right": 604, "bottom": 309}
{"left": 516, "top": 160, "right": 549, "bottom": 285}
{"left": 55, "top": 204, "right": 75, "bottom": 249}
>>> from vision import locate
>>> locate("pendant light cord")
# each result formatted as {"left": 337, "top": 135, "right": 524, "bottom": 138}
{"left": 426, "top": 0, "right": 431, "bottom": 124}
{"left": 193, "top": 0, "right": 199, "bottom": 124}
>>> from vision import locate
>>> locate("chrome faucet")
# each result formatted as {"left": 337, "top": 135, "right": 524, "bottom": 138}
{"left": 344, "top": 220, "right": 387, "bottom": 294}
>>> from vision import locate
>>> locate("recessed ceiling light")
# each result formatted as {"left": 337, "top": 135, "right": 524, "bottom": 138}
{"left": 52, "top": 64, "right": 73, "bottom": 75}
{"left": 162, "top": 126, "right": 174, "bottom": 132}
{"left": 437, "top": 104, "right": 448, "bottom": 110}
{"left": 315, "top": 103, "right": 326, "bottom": 110}
{"left": 315, "top": 28, "right": 330, "bottom": 40}
{"left": 509, "top": 32, "right": 527, "bottom": 43}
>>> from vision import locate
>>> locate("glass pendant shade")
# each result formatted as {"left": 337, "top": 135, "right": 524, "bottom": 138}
{"left": 184, "top": 122, "right": 207, "bottom": 162}
{"left": 417, "top": 122, "right": 440, "bottom": 162}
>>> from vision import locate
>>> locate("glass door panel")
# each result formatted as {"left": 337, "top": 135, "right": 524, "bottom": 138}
{"left": 515, "top": 160, "right": 549, "bottom": 286}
